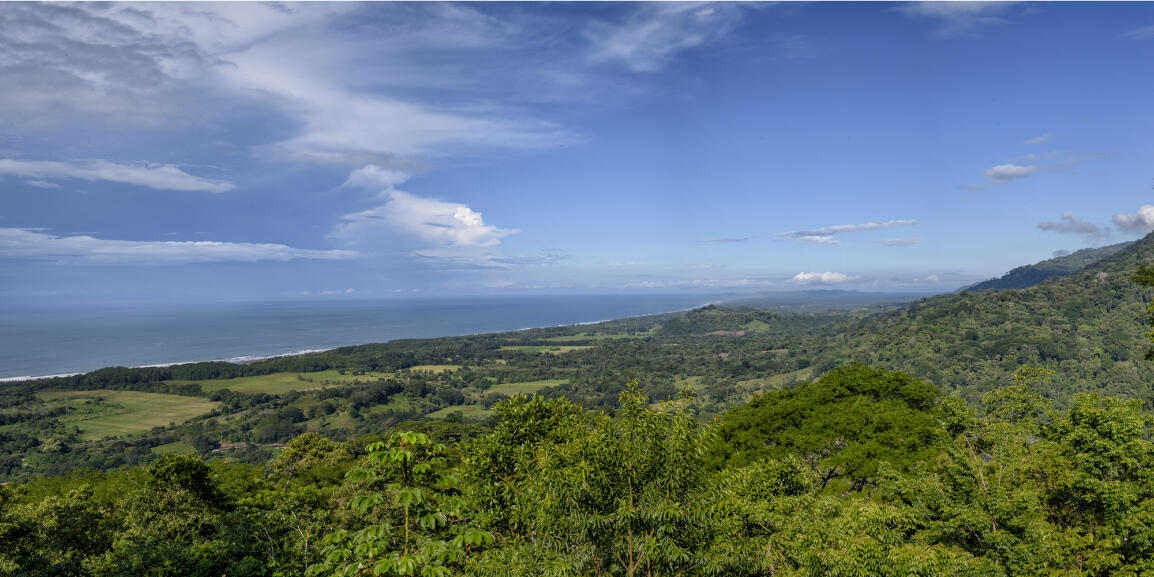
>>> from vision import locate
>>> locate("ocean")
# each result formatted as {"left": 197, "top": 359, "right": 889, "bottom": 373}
{"left": 0, "top": 294, "right": 717, "bottom": 380}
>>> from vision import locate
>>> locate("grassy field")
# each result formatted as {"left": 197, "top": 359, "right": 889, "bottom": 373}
{"left": 735, "top": 367, "right": 815, "bottom": 396}
{"left": 499, "top": 345, "right": 593, "bottom": 354}
{"left": 542, "top": 331, "right": 654, "bottom": 342}
{"left": 37, "top": 390, "right": 220, "bottom": 440}
{"left": 404, "top": 365, "right": 462, "bottom": 373}
{"left": 742, "top": 320, "right": 772, "bottom": 333}
{"left": 151, "top": 441, "right": 197, "bottom": 455}
{"left": 167, "top": 369, "right": 392, "bottom": 394}
{"left": 426, "top": 404, "right": 492, "bottom": 420}
{"left": 488, "top": 379, "right": 567, "bottom": 396}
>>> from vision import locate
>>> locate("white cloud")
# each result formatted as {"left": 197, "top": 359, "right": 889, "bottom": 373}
{"left": 1113, "top": 204, "right": 1154, "bottom": 234}
{"left": 983, "top": 164, "right": 1042, "bottom": 183}
{"left": 0, "top": 3, "right": 341, "bottom": 124}
{"left": 341, "top": 165, "right": 411, "bottom": 191}
{"left": 778, "top": 219, "right": 918, "bottom": 245}
{"left": 1, "top": 3, "right": 576, "bottom": 165}
{"left": 1037, "top": 212, "right": 1108, "bottom": 239}
{"left": 874, "top": 237, "right": 923, "bottom": 246}
{"left": 22, "top": 180, "right": 60, "bottom": 189}
{"left": 792, "top": 235, "right": 841, "bottom": 245}
{"left": 1123, "top": 24, "right": 1154, "bottom": 40}
{"left": 697, "top": 237, "right": 749, "bottom": 243}
{"left": 897, "top": 2, "right": 1019, "bottom": 38}
{"left": 791, "top": 271, "right": 859, "bottom": 285}
{"left": 0, "top": 159, "right": 234, "bottom": 192}
{"left": 0, "top": 228, "right": 358, "bottom": 265}
{"left": 1020, "top": 133, "right": 1054, "bottom": 145}
{"left": 963, "top": 152, "right": 1108, "bottom": 190}
{"left": 330, "top": 190, "right": 518, "bottom": 266}
{"left": 584, "top": 3, "right": 744, "bottom": 72}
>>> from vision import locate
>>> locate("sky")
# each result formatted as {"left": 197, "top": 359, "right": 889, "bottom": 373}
{"left": 1, "top": 1, "right": 1153, "bottom": 303}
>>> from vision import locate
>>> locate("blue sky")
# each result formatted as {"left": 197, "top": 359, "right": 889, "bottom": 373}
{"left": 1, "top": 2, "right": 1153, "bottom": 302}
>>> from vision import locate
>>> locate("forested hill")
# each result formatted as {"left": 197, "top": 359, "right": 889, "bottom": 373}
{"left": 965, "top": 241, "right": 1133, "bottom": 291}
{"left": 798, "top": 231, "right": 1154, "bottom": 405}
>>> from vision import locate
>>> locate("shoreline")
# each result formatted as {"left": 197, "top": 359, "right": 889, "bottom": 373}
{"left": 0, "top": 301, "right": 715, "bottom": 383}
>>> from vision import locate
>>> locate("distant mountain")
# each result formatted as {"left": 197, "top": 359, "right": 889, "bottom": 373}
{"left": 965, "top": 242, "right": 1133, "bottom": 291}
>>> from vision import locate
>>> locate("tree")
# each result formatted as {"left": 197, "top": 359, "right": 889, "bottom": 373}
{"left": 708, "top": 364, "right": 944, "bottom": 492}
{"left": 308, "top": 431, "right": 492, "bottom": 577}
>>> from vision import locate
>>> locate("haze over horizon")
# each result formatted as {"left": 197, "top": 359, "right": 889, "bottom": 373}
{"left": 2, "top": 2, "right": 1153, "bottom": 303}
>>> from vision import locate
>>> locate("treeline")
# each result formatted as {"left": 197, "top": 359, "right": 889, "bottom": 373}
{"left": 5, "top": 365, "right": 1154, "bottom": 576}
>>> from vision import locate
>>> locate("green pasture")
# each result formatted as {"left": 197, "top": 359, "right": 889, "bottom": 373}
{"left": 735, "top": 367, "right": 815, "bottom": 394}
{"left": 37, "top": 390, "right": 220, "bottom": 441}
{"left": 742, "top": 320, "right": 771, "bottom": 333}
{"left": 487, "top": 379, "right": 567, "bottom": 396}
{"left": 542, "top": 330, "right": 654, "bottom": 343}
{"left": 426, "top": 404, "right": 492, "bottom": 421}
{"left": 404, "top": 365, "right": 462, "bottom": 373}
{"left": 167, "top": 369, "right": 392, "bottom": 394}
{"left": 499, "top": 345, "right": 593, "bottom": 354}
{"left": 151, "top": 441, "right": 197, "bottom": 455}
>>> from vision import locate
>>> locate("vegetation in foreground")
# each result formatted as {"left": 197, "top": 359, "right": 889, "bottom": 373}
{"left": 4, "top": 367, "right": 1154, "bottom": 576}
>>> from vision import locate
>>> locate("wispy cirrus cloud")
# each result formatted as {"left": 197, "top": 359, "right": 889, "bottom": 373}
{"left": 961, "top": 152, "right": 1108, "bottom": 191}
{"left": 1123, "top": 24, "right": 1154, "bottom": 40}
{"left": 874, "top": 237, "right": 923, "bottom": 247}
{"left": 897, "top": 2, "right": 1021, "bottom": 38}
{"left": 1020, "top": 133, "right": 1054, "bottom": 145}
{"left": 584, "top": 3, "right": 745, "bottom": 72}
{"left": 698, "top": 236, "right": 749, "bottom": 243}
{"left": 0, "top": 159, "right": 234, "bottom": 192}
{"left": 0, "top": 228, "right": 358, "bottom": 265}
{"left": 778, "top": 219, "right": 919, "bottom": 245}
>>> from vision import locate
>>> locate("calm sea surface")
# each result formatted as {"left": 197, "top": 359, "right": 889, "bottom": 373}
{"left": 0, "top": 294, "right": 717, "bottom": 379}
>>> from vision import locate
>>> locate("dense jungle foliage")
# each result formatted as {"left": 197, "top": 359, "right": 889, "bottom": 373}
{"left": 6, "top": 233, "right": 1154, "bottom": 574}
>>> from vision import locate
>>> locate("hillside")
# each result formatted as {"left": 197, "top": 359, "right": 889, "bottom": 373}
{"left": 6, "top": 232, "right": 1154, "bottom": 483}
{"left": 776, "top": 232, "right": 1154, "bottom": 404}
{"left": 966, "top": 241, "right": 1133, "bottom": 291}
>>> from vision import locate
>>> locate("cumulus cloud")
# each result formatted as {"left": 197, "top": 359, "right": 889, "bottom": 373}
{"left": 778, "top": 219, "right": 918, "bottom": 245}
{"left": 791, "top": 271, "right": 860, "bottom": 285}
{"left": 1113, "top": 204, "right": 1154, "bottom": 234}
{"left": 0, "top": 159, "right": 234, "bottom": 192}
{"left": 584, "top": 3, "right": 744, "bottom": 72}
{"left": 330, "top": 190, "right": 518, "bottom": 267}
{"left": 897, "top": 2, "right": 1020, "bottom": 38}
{"left": 0, "top": 228, "right": 358, "bottom": 265}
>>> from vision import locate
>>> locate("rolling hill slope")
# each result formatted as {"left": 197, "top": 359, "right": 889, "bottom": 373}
{"left": 798, "top": 233, "right": 1154, "bottom": 404}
